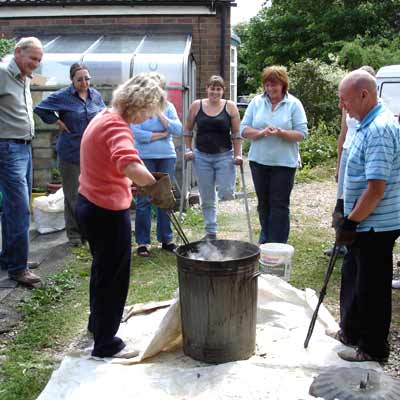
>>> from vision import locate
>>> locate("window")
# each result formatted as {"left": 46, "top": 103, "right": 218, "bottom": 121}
{"left": 230, "top": 45, "right": 237, "bottom": 103}
{"left": 380, "top": 82, "right": 400, "bottom": 117}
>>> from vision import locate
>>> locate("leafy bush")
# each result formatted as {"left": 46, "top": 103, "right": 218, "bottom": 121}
{"left": 300, "top": 122, "right": 338, "bottom": 168}
{"left": 289, "top": 59, "right": 346, "bottom": 128}
{"left": 339, "top": 37, "right": 400, "bottom": 72}
{"left": 0, "top": 37, "right": 14, "bottom": 59}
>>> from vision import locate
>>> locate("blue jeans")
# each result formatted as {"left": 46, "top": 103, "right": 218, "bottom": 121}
{"left": 0, "top": 141, "right": 32, "bottom": 273}
{"left": 249, "top": 161, "right": 295, "bottom": 244}
{"left": 193, "top": 149, "right": 236, "bottom": 235}
{"left": 135, "top": 158, "right": 176, "bottom": 245}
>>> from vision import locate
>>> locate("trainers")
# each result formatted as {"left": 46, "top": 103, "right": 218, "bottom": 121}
{"left": 200, "top": 233, "right": 217, "bottom": 241}
{"left": 392, "top": 279, "right": 400, "bottom": 289}
{"left": 112, "top": 347, "right": 140, "bottom": 359}
{"left": 338, "top": 348, "right": 388, "bottom": 363}
{"left": 162, "top": 242, "right": 177, "bottom": 253}
{"left": 326, "top": 328, "right": 357, "bottom": 348}
{"left": 9, "top": 269, "right": 42, "bottom": 286}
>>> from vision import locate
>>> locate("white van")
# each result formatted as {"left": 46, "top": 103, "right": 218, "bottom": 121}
{"left": 376, "top": 65, "right": 400, "bottom": 120}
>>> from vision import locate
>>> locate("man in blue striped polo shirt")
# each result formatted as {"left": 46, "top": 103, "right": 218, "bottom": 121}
{"left": 334, "top": 70, "right": 400, "bottom": 363}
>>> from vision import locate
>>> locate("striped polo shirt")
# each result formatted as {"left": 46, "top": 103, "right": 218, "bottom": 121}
{"left": 344, "top": 103, "right": 400, "bottom": 232}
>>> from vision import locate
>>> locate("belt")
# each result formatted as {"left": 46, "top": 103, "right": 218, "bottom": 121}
{"left": 0, "top": 138, "right": 32, "bottom": 145}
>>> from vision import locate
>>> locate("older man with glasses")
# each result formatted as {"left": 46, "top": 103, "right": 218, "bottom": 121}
{"left": 0, "top": 37, "right": 44, "bottom": 286}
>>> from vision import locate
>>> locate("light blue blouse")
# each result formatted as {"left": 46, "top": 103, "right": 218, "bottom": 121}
{"left": 131, "top": 101, "right": 182, "bottom": 159}
{"left": 240, "top": 93, "right": 308, "bottom": 168}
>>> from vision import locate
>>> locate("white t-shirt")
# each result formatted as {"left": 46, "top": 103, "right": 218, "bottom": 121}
{"left": 342, "top": 114, "right": 359, "bottom": 150}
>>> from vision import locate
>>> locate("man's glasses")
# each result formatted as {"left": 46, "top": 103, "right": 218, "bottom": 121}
{"left": 76, "top": 77, "right": 91, "bottom": 82}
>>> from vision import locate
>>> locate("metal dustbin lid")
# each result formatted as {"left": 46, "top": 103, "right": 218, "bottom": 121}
{"left": 309, "top": 367, "right": 400, "bottom": 400}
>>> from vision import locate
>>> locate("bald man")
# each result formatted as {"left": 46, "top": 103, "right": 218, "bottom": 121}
{"left": 332, "top": 70, "right": 400, "bottom": 362}
{"left": 0, "top": 37, "right": 43, "bottom": 286}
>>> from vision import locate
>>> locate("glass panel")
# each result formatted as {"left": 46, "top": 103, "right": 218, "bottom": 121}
{"left": 380, "top": 82, "right": 400, "bottom": 116}
{"left": 230, "top": 84, "right": 237, "bottom": 103}
{"left": 138, "top": 34, "right": 187, "bottom": 54}
{"left": 33, "top": 54, "right": 82, "bottom": 86}
{"left": 230, "top": 47, "right": 235, "bottom": 63}
{"left": 44, "top": 35, "right": 100, "bottom": 53}
{"left": 89, "top": 35, "right": 143, "bottom": 54}
{"left": 38, "top": 35, "right": 59, "bottom": 47}
{"left": 133, "top": 53, "right": 183, "bottom": 85}
{"left": 82, "top": 53, "right": 133, "bottom": 87}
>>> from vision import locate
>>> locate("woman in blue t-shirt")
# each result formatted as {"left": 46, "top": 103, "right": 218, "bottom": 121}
{"left": 131, "top": 73, "right": 182, "bottom": 257}
{"left": 34, "top": 63, "right": 105, "bottom": 245}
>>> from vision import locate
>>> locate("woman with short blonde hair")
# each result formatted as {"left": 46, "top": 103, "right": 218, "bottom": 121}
{"left": 75, "top": 73, "right": 172, "bottom": 359}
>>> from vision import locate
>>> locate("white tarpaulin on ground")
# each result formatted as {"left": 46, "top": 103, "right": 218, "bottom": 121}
{"left": 37, "top": 275, "right": 381, "bottom": 400}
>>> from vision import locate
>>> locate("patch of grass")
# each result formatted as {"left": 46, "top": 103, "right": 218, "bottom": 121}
{"left": 289, "top": 226, "right": 341, "bottom": 299}
{"left": 0, "top": 260, "right": 91, "bottom": 400}
{"left": 296, "top": 158, "right": 336, "bottom": 183}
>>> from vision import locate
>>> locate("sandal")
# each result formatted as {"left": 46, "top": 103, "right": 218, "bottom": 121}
{"left": 137, "top": 246, "right": 150, "bottom": 257}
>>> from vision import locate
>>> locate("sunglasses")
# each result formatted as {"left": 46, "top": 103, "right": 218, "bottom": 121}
{"left": 76, "top": 76, "right": 91, "bottom": 82}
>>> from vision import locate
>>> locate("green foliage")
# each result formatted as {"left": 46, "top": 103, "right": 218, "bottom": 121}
{"left": 0, "top": 37, "right": 14, "bottom": 59}
{"left": 289, "top": 59, "right": 346, "bottom": 127}
{"left": 300, "top": 122, "right": 338, "bottom": 168}
{"left": 181, "top": 207, "right": 203, "bottom": 227}
{"left": 242, "top": 138, "right": 250, "bottom": 155}
{"left": 17, "top": 269, "right": 79, "bottom": 319}
{"left": 51, "top": 167, "right": 61, "bottom": 183}
{"left": 339, "top": 36, "right": 400, "bottom": 71}
{"left": 234, "top": 0, "right": 400, "bottom": 95}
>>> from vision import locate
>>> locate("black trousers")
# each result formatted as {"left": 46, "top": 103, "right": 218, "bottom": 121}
{"left": 340, "top": 229, "right": 400, "bottom": 359}
{"left": 249, "top": 161, "right": 296, "bottom": 244}
{"left": 75, "top": 194, "right": 132, "bottom": 357}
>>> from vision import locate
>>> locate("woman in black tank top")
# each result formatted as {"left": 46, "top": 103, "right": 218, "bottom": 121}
{"left": 184, "top": 75, "right": 243, "bottom": 240}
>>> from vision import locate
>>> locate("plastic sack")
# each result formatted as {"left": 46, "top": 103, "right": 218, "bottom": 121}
{"left": 32, "top": 188, "right": 65, "bottom": 234}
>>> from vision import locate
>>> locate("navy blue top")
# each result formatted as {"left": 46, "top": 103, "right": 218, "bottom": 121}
{"left": 34, "top": 85, "right": 106, "bottom": 164}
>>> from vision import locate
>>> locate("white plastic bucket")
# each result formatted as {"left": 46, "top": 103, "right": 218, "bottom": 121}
{"left": 259, "top": 243, "right": 294, "bottom": 281}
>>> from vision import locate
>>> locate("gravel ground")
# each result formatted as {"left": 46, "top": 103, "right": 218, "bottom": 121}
{"left": 221, "top": 175, "right": 400, "bottom": 377}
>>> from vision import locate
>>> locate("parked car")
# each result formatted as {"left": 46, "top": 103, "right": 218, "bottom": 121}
{"left": 237, "top": 95, "right": 250, "bottom": 110}
{"left": 376, "top": 65, "right": 400, "bottom": 121}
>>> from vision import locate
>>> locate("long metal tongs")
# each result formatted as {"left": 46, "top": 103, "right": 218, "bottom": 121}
{"left": 167, "top": 210, "right": 190, "bottom": 246}
{"left": 304, "top": 243, "right": 340, "bottom": 348}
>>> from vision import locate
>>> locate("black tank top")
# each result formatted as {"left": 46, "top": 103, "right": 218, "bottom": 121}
{"left": 195, "top": 100, "right": 232, "bottom": 154}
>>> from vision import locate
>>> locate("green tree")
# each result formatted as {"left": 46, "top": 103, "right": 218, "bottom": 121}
{"left": 0, "top": 37, "right": 14, "bottom": 59}
{"left": 235, "top": 0, "right": 400, "bottom": 94}
{"left": 289, "top": 58, "right": 346, "bottom": 128}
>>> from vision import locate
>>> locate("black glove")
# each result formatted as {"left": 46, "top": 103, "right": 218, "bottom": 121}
{"left": 331, "top": 199, "right": 344, "bottom": 229}
{"left": 139, "top": 173, "right": 176, "bottom": 210}
{"left": 335, "top": 216, "right": 358, "bottom": 246}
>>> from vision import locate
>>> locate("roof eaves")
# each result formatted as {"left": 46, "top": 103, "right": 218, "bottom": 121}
{"left": 0, "top": 0, "right": 236, "bottom": 7}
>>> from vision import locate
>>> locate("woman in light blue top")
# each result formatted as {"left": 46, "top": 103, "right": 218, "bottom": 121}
{"left": 240, "top": 65, "right": 308, "bottom": 244}
{"left": 131, "top": 73, "right": 182, "bottom": 257}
